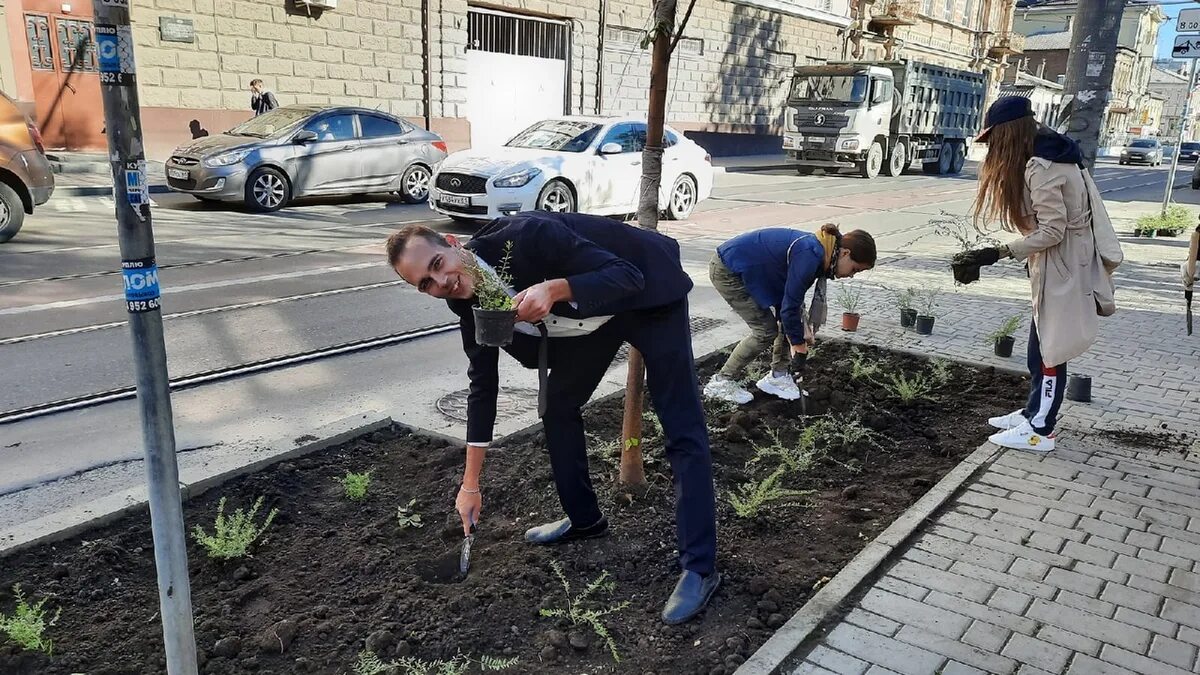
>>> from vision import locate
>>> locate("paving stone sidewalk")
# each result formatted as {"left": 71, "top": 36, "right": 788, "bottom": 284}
{"left": 778, "top": 230, "right": 1200, "bottom": 673}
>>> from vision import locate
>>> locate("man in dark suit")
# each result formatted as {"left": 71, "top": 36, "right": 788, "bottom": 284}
{"left": 388, "top": 212, "right": 719, "bottom": 624}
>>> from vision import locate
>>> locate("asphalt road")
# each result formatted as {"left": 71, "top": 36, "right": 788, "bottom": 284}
{"left": 0, "top": 158, "right": 1194, "bottom": 517}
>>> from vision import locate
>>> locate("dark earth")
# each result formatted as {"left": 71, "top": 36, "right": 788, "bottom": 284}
{"left": 1, "top": 341, "right": 1027, "bottom": 675}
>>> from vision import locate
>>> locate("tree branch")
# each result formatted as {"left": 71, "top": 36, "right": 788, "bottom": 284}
{"left": 668, "top": 0, "right": 698, "bottom": 55}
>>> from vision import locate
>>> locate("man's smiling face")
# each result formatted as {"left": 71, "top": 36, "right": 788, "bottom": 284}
{"left": 393, "top": 234, "right": 476, "bottom": 300}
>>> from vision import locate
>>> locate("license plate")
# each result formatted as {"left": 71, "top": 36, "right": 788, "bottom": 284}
{"left": 168, "top": 168, "right": 189, "bottom": 180}
{"left": 783, "top": 135, "right": 799, "bottom": 148}
{"left": 440, "top": 194, "right": 470, "bottom": 207}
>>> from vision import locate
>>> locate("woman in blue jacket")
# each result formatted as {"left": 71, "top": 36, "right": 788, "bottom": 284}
{"left": 705, "top": 223, "right": 876, "bottom": 404}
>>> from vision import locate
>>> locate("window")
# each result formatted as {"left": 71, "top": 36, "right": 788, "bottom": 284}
{"left": 664, "top": 130, "right": 679, "bottom": 148}
{"left": 304, "top": 114, "right": 356, "bottom": 142}
{"left": 943, "top": 0, "right": 954, "bottom": 21}
{"left": 359, "top": 115, "right": 404, "bottom": 139}
{"left": 506, "top": 120, "right": 601, "bottom": 152}
{"left": 600, "top": 123, "right": 647, "bottom": 153}
{"left": 963, "top": 0, "right": 974, "bottom": 27}
{"left": 923, "top": 0, "right": 934, "bottom": 16}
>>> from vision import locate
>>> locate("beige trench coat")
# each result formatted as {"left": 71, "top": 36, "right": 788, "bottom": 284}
{"left": 1007, "top": 158, "right": 1124, "bottom": 368}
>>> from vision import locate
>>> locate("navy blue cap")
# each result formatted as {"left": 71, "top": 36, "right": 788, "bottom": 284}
{"left": 977, "top": 96, "right": 1034, "bottom": 142}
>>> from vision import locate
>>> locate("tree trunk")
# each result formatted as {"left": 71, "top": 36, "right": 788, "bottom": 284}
{"left": 618, "top": 0, "right": 679, "bottom": 489}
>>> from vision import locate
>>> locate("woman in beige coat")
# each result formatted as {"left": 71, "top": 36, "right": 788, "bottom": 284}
{"left": 959, "top": 96, "right": 1123, "bottom": 453}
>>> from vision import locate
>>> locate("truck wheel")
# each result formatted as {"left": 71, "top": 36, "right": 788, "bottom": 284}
{"left": 949, "top": 143, "right": 966, "bottom": 174}
{"left": 797, "top": 167, "right": 815, "bottom": 176}
{"left": 937, "top": 142, "right": 954, "bottom": 175}
{"left": 0, "top": 182, "right": 26, "bottom": 243}
{"left": 884, "top": 142, "right": 907, "bottom": 177}
{"left": 859, "top": 142, "right": 883, "bottom": 179}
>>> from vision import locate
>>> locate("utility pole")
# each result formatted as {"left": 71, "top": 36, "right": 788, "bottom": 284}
{"left": 92, "top": 1, "right": 198, "bottom": 672}
{"left": 1061, "top": 0, "right": 1125, "bottom": 170}
{"left": 1163, "top": 65, "right": 1198, "bottom": 214}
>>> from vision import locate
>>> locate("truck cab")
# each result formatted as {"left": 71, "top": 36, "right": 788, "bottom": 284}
{"left": 783, "top": 64, "right": 895, "bottom": 177}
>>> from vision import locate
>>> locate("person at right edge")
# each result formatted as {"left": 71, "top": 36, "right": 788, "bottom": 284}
{"left": 956, "top": 96, "right": 1123, "bottom": 453}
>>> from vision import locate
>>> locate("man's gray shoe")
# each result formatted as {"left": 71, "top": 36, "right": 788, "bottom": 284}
{"left": 662, "top": 570, "right": 721, "bottom": 624}
{"left": 524, "top": 517, "right": 609, "bottom": 544}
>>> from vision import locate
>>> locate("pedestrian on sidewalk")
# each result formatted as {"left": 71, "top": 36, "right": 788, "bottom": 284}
{"left": 388, "top": 212, "right": 720, "bottom": 625}
{"left": 957, "top": 96, "right": 1123, "bottom": 453}
{"left": 704, "top": 224, "right": 876, "bottom": 405}
{"left": 250, "top": 79, "right": 278, "bottom": 117}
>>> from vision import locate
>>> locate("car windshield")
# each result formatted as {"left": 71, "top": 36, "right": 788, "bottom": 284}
{"left": 1129, "top": 140, "right": 1157, "bottom": 148}
{"left": 506, "top": 120, "right": 601, "bottom": 152}
{"left": 227, "top": 108, "right": 314, "bottom": 138}
{"left": 789, "top": 74, "right": 868, "bottom": 105}
{"left": 1184, "top": 143, "right": 1200, "bottom": 151}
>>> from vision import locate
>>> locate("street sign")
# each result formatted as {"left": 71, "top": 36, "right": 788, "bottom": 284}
{"left": 1180, "top": 8, "right": 1200, "bottom": 33}
{"left": 1173, "top": 35, "right": 1200, "bottom": 59}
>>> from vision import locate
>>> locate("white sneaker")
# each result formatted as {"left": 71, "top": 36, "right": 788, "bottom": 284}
{"left": 756, "top": 373, "right": 801, "bottom": 401}
{"left": 704, "top": 376, "right": 753, "bottom": 405}
{"left": 989, "top": 421, "right": 1055, "bottom": 453}
{"left": 988, "top": 410, "right": 1028, "bottom": 431}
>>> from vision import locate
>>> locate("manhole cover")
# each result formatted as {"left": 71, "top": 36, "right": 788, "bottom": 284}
{"left": 436, "top": 387, "right": 538, "bottom": 423}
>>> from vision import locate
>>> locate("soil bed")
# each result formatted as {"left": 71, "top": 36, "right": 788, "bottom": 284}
{"left": 1, "top": 341, "right": 1026, "bottom": 675}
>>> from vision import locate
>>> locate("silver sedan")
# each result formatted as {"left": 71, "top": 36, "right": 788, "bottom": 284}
{"left": 165, "top": 106, "right": 447, "bottom": 212}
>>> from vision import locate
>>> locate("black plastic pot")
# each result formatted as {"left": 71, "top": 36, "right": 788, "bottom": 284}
{"left": 994, "top": 335, "right": 1015, "bottom": 357}
{"left": 473, "top": 306, "right": 516, "bottom": 347}
{"left": 1066, "top": 374, "right": 1092, "bottom": 403}
{"left": 900, "top": 308, "right": 917, "bottom": 328}
{"left": 915, "top": 315, "right": 935, "bottom": 335}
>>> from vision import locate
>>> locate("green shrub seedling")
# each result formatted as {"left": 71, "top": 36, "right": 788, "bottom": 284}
{"left": 340, "top": 470, "right": 373, "bottom": 501}
{"left": 192, "top": 496, "right": 279, "bottom": 560}
{"left": 396, "top": 499, "right": 424, "bottom": 529}
{"left": 352, "top": 650, "right": 518, "bottom": 675}
{"left": 0, "top": 584, "right": 59, "bottom": 654}
{"left": 470, "top": 240, "right": 516, "bottom": 311}
{"left": 728, "top": 468, "right": 814, "bottom": 519}
{"left": 539, "top": 560, "right": 630, "bottom": 662}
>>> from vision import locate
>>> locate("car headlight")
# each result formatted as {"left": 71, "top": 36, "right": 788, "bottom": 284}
{"left": 840, "top": 139, "right": 860, "bottom": 151}
{"left": 203, "top": 149, "right": 252, "bottom": 168}
{"left": 493, "top": 167, "right": 542, "bottom": 188}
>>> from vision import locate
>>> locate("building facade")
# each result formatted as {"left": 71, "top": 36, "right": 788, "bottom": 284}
{"left": 999, "top": 69, "right": 1063, "bottom": 127}
{"left": 1149, "top": 65, "right": 1200, "bottom": 143}
{"left": 1, "top": 0, "right": 1016, "bottom": 159}
{"left": 1009, "top": 0, "right": 1165, "bottom": 148}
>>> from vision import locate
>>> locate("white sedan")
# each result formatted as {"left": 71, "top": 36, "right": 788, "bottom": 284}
{"left": 430, "top": 116, "right": 714, "bottom": 222}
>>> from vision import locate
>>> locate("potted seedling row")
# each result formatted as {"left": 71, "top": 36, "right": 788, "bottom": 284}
{"left": 986, "top": 314, "right": 1022, "bottom": 358}
{"left": 471, "top": 241, "right": 518, "bottom": 347}
{"left": 915, "top": 288, "right": 939, "bottom": 335}
{"left": 895, "top": 287, "right": 917, "bottom": 328}
{"left": 837, "top": 283, "right": 863, "bottom": 332}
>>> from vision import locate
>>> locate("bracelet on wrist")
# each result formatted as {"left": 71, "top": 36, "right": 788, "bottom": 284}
{"left": 460, "top": 485, "right": 480, "bottom": 494}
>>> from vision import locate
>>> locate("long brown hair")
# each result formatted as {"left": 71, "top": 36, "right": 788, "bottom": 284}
{"left": 973, "top": 116, "right": 1038, "bottom": 233}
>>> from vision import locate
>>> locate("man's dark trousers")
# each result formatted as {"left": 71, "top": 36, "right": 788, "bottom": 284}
{"left": 539, "top": 298, "right": 717, "bottom": 576}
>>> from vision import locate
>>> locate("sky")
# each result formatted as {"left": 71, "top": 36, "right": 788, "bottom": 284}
{"left": 1158, "top": 5, "right": 1199, "bottom": 59}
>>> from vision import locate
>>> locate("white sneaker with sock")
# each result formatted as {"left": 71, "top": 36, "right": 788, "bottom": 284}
{"left": 988, "top": 409, "right": 1028, "bottom": 431}
{"left": 704, "top": 375, "right": 753, "bottom": 405}
{"left": 756, "top": 373, "right": 801, "bottom": 401}
{"left": 989, "top": 420, "right": 1055, "bottom": 453}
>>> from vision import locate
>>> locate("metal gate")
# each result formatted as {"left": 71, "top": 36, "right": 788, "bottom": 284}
{"left": 23, "top": 8, "right": 104, "bottom": 150}
{"left": 464, "top": 7, "right": 571, "bottom": 148}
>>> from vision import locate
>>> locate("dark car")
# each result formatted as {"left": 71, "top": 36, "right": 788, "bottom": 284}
{"left": 0, "top": 92, "right": 55, "bottom": 243}
{"left": 165, "top": 106, "right": 447, "bottom": 212}
{"left": 1179, "top": 142, "right": 1200, "bottom": 163}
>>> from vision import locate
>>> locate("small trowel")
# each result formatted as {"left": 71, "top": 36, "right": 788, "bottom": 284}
{"left": 458, "top": 522, "right": 476, "bottom": 577}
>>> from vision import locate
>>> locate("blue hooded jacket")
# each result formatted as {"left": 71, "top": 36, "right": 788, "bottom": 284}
{"left": 717, "top": 228, "right": 825, "bottom": 344}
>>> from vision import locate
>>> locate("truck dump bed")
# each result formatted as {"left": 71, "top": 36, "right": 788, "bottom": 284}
{"left": 882, "top": 60, "right": 985, "bottom": 139}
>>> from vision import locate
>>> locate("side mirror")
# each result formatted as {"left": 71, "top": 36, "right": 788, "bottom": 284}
{"left": 294, "top": 130, "right": 318, "bottom": 144}
{"left": 599, "top": 142, "right": 623, "bottom": 155}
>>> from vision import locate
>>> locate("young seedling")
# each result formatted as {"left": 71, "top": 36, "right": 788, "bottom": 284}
{"left": 985, "top": 315, "right": 1023, "bottom": 344}
{"left": 919, "top": 211, "right": 1001, "bottom": 257}
{"left": 837, "top": 282, "right": 863, "bottom": 315}
{"left": 469, "top": 240, "right": 516, "bottom": 311}
{"left": 1134, "top": 205, "right": 1191, "bottom": 237}
{"left": 340, "top": 470, "right": 373, "bottom": 501}
{"left": 0, "top": 584, "right": 60, "bottom": 655}
{"left": 727, "top": 467, "right": 814, "bottom": 519}
{"left": 894, "top": 287, "right": 916, "bottom": 312}
{"left": 878, "top": 370, "right": 936, "bottom": 403}
{"left": 917, "top": 288, "right": 940, "bottom": 318}
{"left": 927, "top": 358, "right": 955, "bottom": 387}
{"left": 396, "top": 499, "right": 424, "bottom": 530}
{"left": 844, "top": 347, "right": 881, "bottom": 381}
{"left": 351, "top": 650, "right": 518, "bottom": 675}
{"left": 192, "top": 496, "right": 279, "bottom": 560}
{"left": 539, "top": 560, "right": 630, "bottom": 662}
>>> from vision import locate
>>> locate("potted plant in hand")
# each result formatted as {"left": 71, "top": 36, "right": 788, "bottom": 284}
{"left": 470, "top": 241, "right": 518, "bottom": 347}
{"left": 915, "top": 288, "right": 939, "bottom": 335}
{"left": 837, "top": 282, "right": 863, "bottom": 331}
{"left": 896, "top": 287, "right": 917, "bottom": 328}
{"left": 986, "top": 314, "right": 1022, "bottom": 357}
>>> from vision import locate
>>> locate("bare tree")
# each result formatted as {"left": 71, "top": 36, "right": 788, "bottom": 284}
{"left": 619, "top": 0, "right": 697, "bottom": 488}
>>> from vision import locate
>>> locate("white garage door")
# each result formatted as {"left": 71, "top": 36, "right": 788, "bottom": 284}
{"left": 465, "top": 8, "right": 569, "bottom": 150}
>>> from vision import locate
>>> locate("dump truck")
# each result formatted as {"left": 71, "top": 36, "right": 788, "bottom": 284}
{"left": 782, "top": 59, "right": 986, "bottom": 179}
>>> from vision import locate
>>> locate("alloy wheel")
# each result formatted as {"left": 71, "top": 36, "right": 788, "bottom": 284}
{"left": 254, "top": 173, "right": 286, "bottom": 209}
{"left": 672, "top": 178, "right": 695, "bottom": 216}
{"left": 539, "top": 183, "right": 572, "bottom": 212}
{"left": 405, "top": 167, "right": 430, "bottom": 201}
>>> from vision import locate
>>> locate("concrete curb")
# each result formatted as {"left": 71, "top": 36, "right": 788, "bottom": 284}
{"left": 714, "top": 163, "right": 797, "bottom": 174}
{"left": 736, "top": 441, "right": 1005, "bottom": 675}
{"left": 0, "top": 411, "right": 391, "bottom": 557}
{"left": 55, "top": 184, "right": 173, "bottom": 198}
